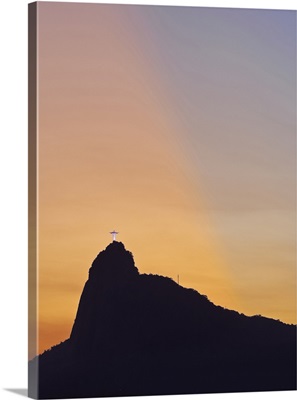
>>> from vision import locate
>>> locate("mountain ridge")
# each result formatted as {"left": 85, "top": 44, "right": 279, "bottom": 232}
{"left": 29, "top": 241, "right": 296, "bottom": 398}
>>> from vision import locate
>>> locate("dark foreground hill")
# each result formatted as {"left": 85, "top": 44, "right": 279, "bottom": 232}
{"left": 29, "top": 241, "right": 296, "bottom": 398}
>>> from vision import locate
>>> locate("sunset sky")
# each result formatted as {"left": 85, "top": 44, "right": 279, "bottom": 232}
{"left": 33, "top": 2, "right": 296, "bottom": 357}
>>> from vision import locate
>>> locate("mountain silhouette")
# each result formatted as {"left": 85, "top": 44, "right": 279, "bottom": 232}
{"left": 29, "top": 241, "right": 296, "bottom": 398}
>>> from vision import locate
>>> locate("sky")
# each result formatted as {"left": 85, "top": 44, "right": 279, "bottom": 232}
{"left": 32, "top": 2, "right": 296, "bottom": 358}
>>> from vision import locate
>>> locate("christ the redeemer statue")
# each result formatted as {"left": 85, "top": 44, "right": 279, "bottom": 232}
{"left": 110, "top": 230, "right": 119, "bottom": 241}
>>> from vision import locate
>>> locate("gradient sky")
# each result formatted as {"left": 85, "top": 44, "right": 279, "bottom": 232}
{"left": 34, "top": 2, "right": 296, "bottom": 358}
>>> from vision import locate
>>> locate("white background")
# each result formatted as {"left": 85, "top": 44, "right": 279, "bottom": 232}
{"left": 0, "top": 0, "right": 296, "bottom": 399}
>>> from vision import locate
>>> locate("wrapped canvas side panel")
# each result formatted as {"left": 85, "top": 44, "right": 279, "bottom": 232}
{"left": 28, "top": 2, "right": 38, "bottom": 399}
